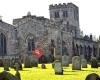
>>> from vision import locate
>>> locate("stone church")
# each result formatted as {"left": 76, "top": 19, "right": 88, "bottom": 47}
{"left": 0, "top": 3, "right": 100, "bottom": 62}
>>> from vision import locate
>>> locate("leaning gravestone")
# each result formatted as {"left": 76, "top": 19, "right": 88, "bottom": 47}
{"left": 24, "top": 54, "right": 32, "bottom": 68}
{"left": 81, "top": 58, "right": 87, "bottom": 68}
{"left": 62, "top": 55, "right": 69, "bottom": 67}
{"left": 91, "top": 57, "right": 98, "bottom": 68}
{"left": 85, "top": 73, "right": 100, "bottom": 80}
{"left": 54, "top": 60, "right": 63, "bottom": 75}
{"left": 0, "top": 71, "right": 17, "bottom": 80}
{"left": 72, "top": 56, "right": 81, "bottom": 70}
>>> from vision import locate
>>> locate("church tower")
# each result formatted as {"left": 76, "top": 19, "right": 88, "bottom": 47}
{"left": 49, "top": 3, "right": 80, "bottom": 38}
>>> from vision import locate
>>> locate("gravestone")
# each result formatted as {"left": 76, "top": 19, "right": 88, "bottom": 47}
{"left": 72, "top": 56, "right": 81, "bottom": 70}
{"left": 52, "top": 62, "right": 55, "bottom": 68}
{"left": 85, "top": 73, "right": 100, "bottom": 80}
{"left": 62, "top": 55, "right": 69, "bottom": 67}
{"left": 10, "top": 58, "right": 16, "bottom": 68}
{"left": 24, "top": 54, "right": 32, "bottom": 68}
{"left": 91, "top": 57, "right": 98, "bottom": 68}
{"left": 3, "top": 59, "right": 9, "bottom": 71}
{"left": 14, "top": 62, "right": 22, "bottom": 71}
{"left": 81, "top": 58, "right": 87, "bottom": 68}
{"left": 0, "top": 71, "right": 17, "bottom": 80}
{"left": 54, "top": 60, "right": 63, "bottom": 75}
{"left": 15, "top": 60, "right": 22, "bottom": 70}
{"left": 30, "top": 55, "right": 38, "bottom": 67}
{"left": 0, "top": 59, "right": 4, "bottom": 67}
{"left": 41, "top": 64, "right": 46, "bottom": 69}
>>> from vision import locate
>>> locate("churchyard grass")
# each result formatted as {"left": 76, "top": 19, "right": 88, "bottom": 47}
{"left": 0, "top": 64, "right": 100, "bottom": 80}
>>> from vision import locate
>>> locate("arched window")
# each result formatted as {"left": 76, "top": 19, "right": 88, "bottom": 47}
{"left": 0, "top": 33, "right": 7, "bottom": 56}
{"left": 27, "top": 37, "right": 35, "bottom": 54}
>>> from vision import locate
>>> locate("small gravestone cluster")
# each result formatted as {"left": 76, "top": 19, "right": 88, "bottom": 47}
{"left": 9, "top": 58, "right": 22, "bottom": 70}
{"left": 91, "top": 57, "right": 98, "bottom": 68}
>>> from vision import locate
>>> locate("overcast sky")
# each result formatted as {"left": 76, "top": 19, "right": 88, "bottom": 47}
{"left": 0, "top": 0, "right": 100, "bottom": 38}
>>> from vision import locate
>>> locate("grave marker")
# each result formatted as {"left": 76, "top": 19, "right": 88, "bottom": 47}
{"left": 62, "top": 55, "right": 69, "bottom": 67}
{"left": 72, "top": 56, "right": 81, "bottom": 70}
{"left": 54, "top": 60, "right": 63, "bottom": 75}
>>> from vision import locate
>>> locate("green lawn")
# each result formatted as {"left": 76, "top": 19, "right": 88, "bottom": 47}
{"left": 0, "top": 64, "right": 100, "bottom": 80}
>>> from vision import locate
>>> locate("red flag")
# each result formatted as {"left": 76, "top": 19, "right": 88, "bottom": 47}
{"left": 32, "top": 48, "right": 44, "bottom": 58}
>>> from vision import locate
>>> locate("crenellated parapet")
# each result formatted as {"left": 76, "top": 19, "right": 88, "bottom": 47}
{"left": 49, "top": 3, "right": 67, "bottom": 9}
{"left": 49, "top": 3, "right": 78, "bottom": 10}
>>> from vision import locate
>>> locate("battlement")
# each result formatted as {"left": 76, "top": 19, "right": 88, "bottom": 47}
{"left": 49, "top": 2, "right": 78, "bottom": 10}
{"left": 22, "top": 12, "right": 49, "bottom": 21}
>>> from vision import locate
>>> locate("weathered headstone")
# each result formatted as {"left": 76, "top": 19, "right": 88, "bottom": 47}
{"left": 81, "top": 58, "right": 87, "bottom": 68}
{"left": 30, "top": 55, "right": 38, "bottom": 67}
{"left": 10, "top": 58, "right": 16, "bottom": 68}
{"left": 54, "top": 60, "right": 63, "bottom": 75}
{"left": 24, "top": 54, "right": 32, "bottom": 68}
{"left": 0, "top": 71, "right": 17, "bottom": 80}
{"left": 62, "top": 55, "right": 69, "bottom": 67}
{"left": 72, "top": 56, "right": 81, "bottom": 70}
{"left": 85, "top": 73, "right": 100, "bottom": 80}
{"left": 3, "top": 59, "right": 9, "bottom": 71}
{"left": 91, "top": 57, "right": 98, "bottom": 68}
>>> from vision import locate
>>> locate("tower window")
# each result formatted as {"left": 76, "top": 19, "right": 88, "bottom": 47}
{"left": 74, "top": 10, "right": 78, "bottom": 21}
{"left": 55, "top": 12, "right": 59, "bottom": 18}
{"left": 0, "top": 33, "right": 7, "bottom": 56}
{"left": 63, "top": 11, "right": 68, "bottom": 17}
